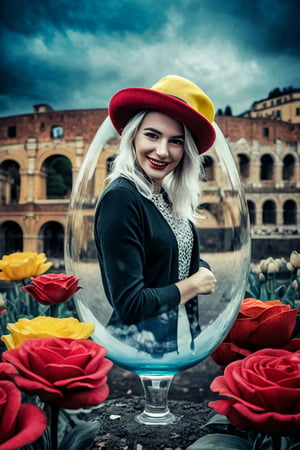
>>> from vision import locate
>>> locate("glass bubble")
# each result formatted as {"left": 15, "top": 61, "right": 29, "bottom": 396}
{"left": 65, "top": 116, "right": 251, "bottom": 424}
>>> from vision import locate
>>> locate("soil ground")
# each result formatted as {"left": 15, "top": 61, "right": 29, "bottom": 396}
{"left": 87, "top": 357, "right": 222, "bottom": 449}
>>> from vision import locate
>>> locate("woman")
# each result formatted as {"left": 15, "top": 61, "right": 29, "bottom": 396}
{"left": 94, "top": 75, "right": 217, "bottom": 354}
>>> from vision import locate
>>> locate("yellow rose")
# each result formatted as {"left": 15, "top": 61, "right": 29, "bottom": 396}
{"left": 0, "top": 252, "right": 53, "bottom": 282}
{"left": 1, "top": 316, "right": 95, "bottom": 349}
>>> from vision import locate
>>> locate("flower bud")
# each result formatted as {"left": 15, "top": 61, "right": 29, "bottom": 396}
{"left": 252, "top": 265, "right": 261, "bottom": 274}
{"left": 0, "top": 294, "right": 5, "bottom": 309}
{"left": 286, "top": 262, "right": 294, "bottom": 272}
{"left": 274, "top": 258, "right": 283, "bottom": 271}
{"left": 259, "top": 259, "right": 268, "bottom": 272}
{"left": 267, "top": 262, "right": 278, "bottom": 273}
{"left": 290, "top": 251, "right": 300, "bottom": 269}
{"left": 258, "top": 273, "right": 266, "bottom": 282}
{"left": 292, "top": 280, "right": 298, "bottom": 290}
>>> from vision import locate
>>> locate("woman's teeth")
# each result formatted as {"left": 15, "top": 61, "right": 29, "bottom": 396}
{"left": 148, "top": 158, "right": 168, "bottom": 167}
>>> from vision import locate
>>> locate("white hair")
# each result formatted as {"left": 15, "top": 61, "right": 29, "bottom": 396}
{"left": 107, "top": 111, "right": 205, "bottom": 219}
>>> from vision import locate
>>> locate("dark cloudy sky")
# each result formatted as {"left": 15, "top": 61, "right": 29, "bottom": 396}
{"left": 1, "top": 0, "right": 299, "bottom": 118}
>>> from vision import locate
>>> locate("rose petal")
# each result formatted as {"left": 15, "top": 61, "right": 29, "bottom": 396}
{"left": 0, "top": 403, "right": 47, "bottom": 450}
{"left": 0, "top": 381, "right": 21, "bottom": 443}
{"left": 54, "top": 384, "right": 110, "bottom": 410}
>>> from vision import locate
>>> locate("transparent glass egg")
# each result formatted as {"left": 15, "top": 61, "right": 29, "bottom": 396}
{"left": 65, "top": 116, "right": 251, "bottom": 423}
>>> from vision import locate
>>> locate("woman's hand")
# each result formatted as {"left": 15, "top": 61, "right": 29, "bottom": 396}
{"left": 176, "top": 267, "right": 217, "bottom": 304}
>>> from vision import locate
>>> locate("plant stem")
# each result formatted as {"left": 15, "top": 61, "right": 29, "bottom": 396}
{"left": 50, "top": 304, "right": 57, "bottom": 317}
{"left": 271, "top": 435, "right": 282, "bottom": 450}
{"left": 50, "top": 404, "right": 60, "bottom": 450}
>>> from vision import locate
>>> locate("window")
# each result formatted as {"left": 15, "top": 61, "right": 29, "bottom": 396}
{"left": 106, "top": 156, "right": 116, "bottom": 175}
{"left": 262, "top": 200, "right": 276, "bottom": 225}
{"left": 260, "top": 154, "right": 274, "bottom": 180}
{"left": 247, "top": 200, "right": 256, "bottom": 225}
{"left": 283, "top": 200, "right": 296, "bottom": 225}
{"left": 238, "top": 154, "right": 250, "bottom": 179}
{"left": 296, "top": 107, "right": 300, "bottom": 116}
{"left": 283, "top": 154, "right": 295, "bottom": 181}
{"left": 275, "top": 110, "right": 281, "bottom": 119}
{"left": 51, "top": 125, "right": 64, "bottom": 139}
{"left": 8, "top": 125, "right": 16, "bottom": 138}
{"left": 262, "top": 127, "right": 269, "bottom": 137}
{"left": 202, "top": 156, "right": 214, "bottom": 181}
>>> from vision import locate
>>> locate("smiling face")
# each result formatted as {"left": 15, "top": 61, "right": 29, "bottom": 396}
{"left": 133, "top": 111, "right": 185, "bottom": 191}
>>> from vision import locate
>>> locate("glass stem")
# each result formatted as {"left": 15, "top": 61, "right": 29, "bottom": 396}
{"left": 136, "top": 375, "right": 176, "bottom": 425}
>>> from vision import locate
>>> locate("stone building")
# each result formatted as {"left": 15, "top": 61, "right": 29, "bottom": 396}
{"left": 242, "top": 87, "right": 300, "bottom": 123}
{"left": 0, "top": 100, "right": 299, "bottom": 264}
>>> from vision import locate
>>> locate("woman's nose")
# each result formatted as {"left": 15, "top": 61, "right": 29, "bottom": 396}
{"left": 155, "top": 140, "right": 169, "bottom": 157}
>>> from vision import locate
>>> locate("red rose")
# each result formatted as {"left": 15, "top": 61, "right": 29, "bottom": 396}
{"left": 21, "top": 273, "right": 82, "bottom": 305}
{"left": 0, "top": 362, "right": 18, "bottom": 380}
{"left": 209, "top": 349, "right": 300, "bottom": 434}
{"left": 2, "top": 337, "right": 113, "bottom": 410}
{"left": 0, "top": 380, "right": 47, "bottom": 450}
{"left": 212, "top": 298, "right": 298, "bottom": 367}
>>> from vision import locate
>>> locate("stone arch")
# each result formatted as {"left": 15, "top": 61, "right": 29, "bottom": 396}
{"left": 260, "top": 154, "right": 274, "bottom": 180}
{"left": 0, "top": 221, "right": 23, "bottom": 256}
{"left": 106, "top": 155, "right": 116, "bottom": 176}
{"left": 247, "top": 200, "right": 256, "bottom": 225}
{"left": 283, "top": 199, "right": 297, "bottom": 225}
{"left": 38, "top": 221, "right": 64, "bottom": 261}
{"left": 0, "top": 160, "right": 20, "bottom": 204}
{"left": 282, "top": 154, "right": 296, "bottom": 181}
{"left": 237, "top": 153, "right": 250, "bottom": 180}
{"left": 42, "top": 155, "right": 72, "bottom": 199}
{"left": 202, "top": 155, "right": 214, "bottom": 181}
{"left": 262, "top": 199, "right": 276, "bottom": 224}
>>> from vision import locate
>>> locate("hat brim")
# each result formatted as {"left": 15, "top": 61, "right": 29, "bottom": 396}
{"left": 108, "top": 87, "right": 216, "bottom": 154}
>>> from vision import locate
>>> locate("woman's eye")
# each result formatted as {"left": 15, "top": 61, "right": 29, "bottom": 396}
{"left": 171, "top": 139, "right": 184, "bottom": 146}
{"left": 145, "top": 132, "right": 158, "bottom": 139}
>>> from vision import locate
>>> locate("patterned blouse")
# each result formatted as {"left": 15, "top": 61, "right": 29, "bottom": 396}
{"left": 151, "top": 191, "right": 194, "bottom": 280}
{"left": 152, "top": 191, "right": 195, "bottom": 352}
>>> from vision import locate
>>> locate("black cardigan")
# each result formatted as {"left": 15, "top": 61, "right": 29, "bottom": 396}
{"left": 94, "top": 177, "right": 210, "bottom": 352}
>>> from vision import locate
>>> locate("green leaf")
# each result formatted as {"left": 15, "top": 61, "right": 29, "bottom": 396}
{"left": 186, "top": 433, "right": 252, "bottom": 449}
{"left": 260, "top": 283, "right": 270, "bottom": 301}
{"left": 201, "top": 413, "right": 230, "bottom": 430}
{"left": 58, "top": 419, "right": 100, "bottom": 450}
{"left": 274, "top": 284, "right": 286, "bottom": 298}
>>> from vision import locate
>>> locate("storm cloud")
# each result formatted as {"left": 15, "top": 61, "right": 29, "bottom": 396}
{"left": 1, "top": 0, "right": 299, "bottom": 117}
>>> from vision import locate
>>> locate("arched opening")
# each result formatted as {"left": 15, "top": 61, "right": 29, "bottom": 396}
{"left": 238, "top": 154, "right": 250, "bottom": 179}
{"left": 282, "top": 154, "right": 295, "bottom": 181}
{"left": 0, "top": 160, "right": 20, "bottom": 204}
{"left": 247, "top": 200, "right": 256, "bottom": 225}
{"left": 39, "top": 221, "right": 64, "bottom": 261}
{"left": 42, "top": 155, "right": 72, "bottom": 199}
{"left": 262, "top": 199, "right": 276, "bottom": 224}
{"left": 260, "top": 154, "right": 274, "bottom": 180}
{"left": 0, "top": 221, "right": 23, "bottom": 257}
{"left": 283, "top": 199, "right": 297, "bottom": 225}
{"left": 106, "top": 155, "right": 116, "bottom": 176}
{"left": 202, "top": 155, "right": 214, "bottom": 181}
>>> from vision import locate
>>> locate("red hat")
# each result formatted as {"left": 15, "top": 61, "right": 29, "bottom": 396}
{"left": 108, "top": 75, "right": 216, "bottom": 154}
